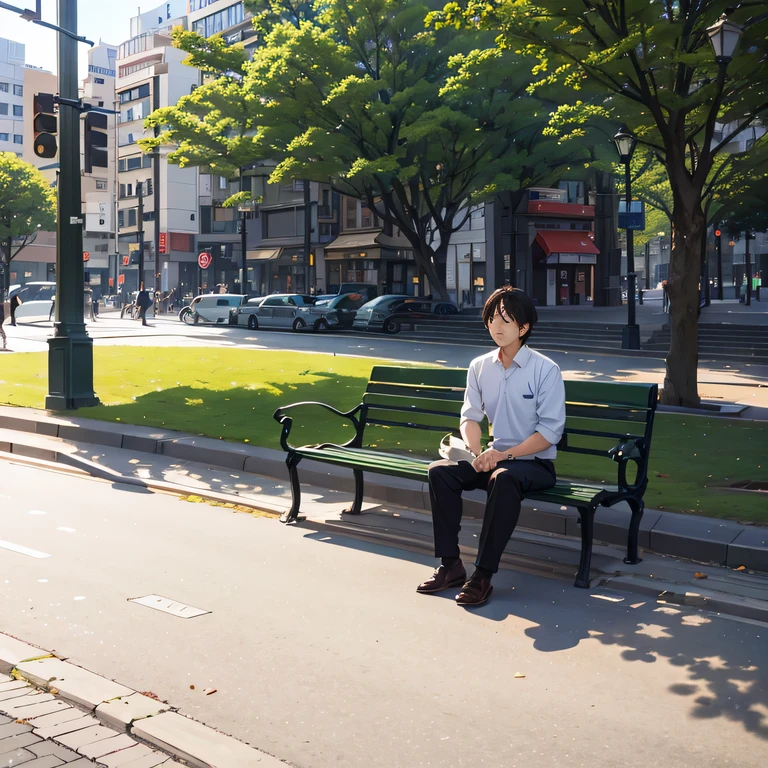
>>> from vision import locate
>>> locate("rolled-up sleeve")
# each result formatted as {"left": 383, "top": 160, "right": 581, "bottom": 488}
{"left": 460, "top": 364, "right": 484, "bottom": 424}
{"left": 535, "top": 365, "right": 566, "bottom": 446}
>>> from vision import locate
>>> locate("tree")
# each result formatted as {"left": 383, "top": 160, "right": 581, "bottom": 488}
{"left": 144, "top": 0, "right": 588, "bottom": 298}
{"left": 436, "top": 0, "right": 768, "bottom": 406}
{"left": 0, "top": 153, "right": 56, "bottom": 297}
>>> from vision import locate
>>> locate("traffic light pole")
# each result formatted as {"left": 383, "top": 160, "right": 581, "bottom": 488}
{"left": 45, "top": 0, "right": 99, "bottom": 409}
{"left": 138, "top": 185, "right": 145, "bottom": 289}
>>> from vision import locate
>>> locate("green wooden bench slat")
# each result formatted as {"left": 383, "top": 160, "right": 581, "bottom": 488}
{"left": 365, "top": 382, "right": 466, "bottom": 401}
{"left": 363, "top": 392, "right": 464, "bottom": 416}
{"left": 370, "top": 365, "right": 467, "bottom": 388}
{"left": 564, "top": 380, "right": 655, "bottom": 408}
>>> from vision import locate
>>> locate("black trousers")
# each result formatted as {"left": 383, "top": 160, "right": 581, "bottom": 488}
{"left": 139, "top": 306, "right": 148, "bottom": 326}
{"left": 428, "top": 458, "right": 556, "bottom": 574}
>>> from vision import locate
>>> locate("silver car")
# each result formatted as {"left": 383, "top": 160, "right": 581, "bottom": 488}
{"left": 235, "top": 293, "right": 318, "bottom": 331}
{"left": 297, "top": 292, "right": 364, "bottom": 330}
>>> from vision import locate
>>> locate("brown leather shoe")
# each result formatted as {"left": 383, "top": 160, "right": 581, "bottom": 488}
{"left": 456, "top": 574, "right": 493, "bottom": 606}
{"left": 416, "top": 561, "right": 467, "bottom": 594}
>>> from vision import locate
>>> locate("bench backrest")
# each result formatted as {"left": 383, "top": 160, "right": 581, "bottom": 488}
{"left": 363, "top": 366, "right": 658, "bottom": 491}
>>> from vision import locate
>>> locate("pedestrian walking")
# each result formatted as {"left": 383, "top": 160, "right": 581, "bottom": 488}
{"left": 9, "top": 290, "right": 21, "bottom": 326}
{"left": 417, "top": 286, "right": 566, "bottom": 607}
{"left": 0, "top": 297, "right": 8, "bottom": 350}
{"left": 136, "top": 284, "right": 152, "bottom": 327}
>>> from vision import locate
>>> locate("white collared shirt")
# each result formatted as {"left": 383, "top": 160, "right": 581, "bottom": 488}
{"left": 460, "top": 345, "right": 566, "bottom": 460}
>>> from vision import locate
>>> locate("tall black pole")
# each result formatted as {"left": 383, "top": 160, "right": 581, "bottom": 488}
{"left": 745, "top": 231, "right": 752, "bottom": 306}
{"left": 716, "top": 230, "right": 723, "bottom": 300}
{"left": 137, "top": 184, "right": 144, "bottom": 289}
{"left": 303, "top": 181, "right": 311, "bottom": 293}
{"left": 46, "top": 0, "right": 99, "bottom": 409}
{"left": 240, "top": 212, "right": 248, "bottom": 295}
{"left": 622, "top": 161, "right": 640, "bottom": 349}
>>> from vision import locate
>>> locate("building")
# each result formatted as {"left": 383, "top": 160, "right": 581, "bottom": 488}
{"left": 80, "top": 43, "right": 119, "bottom": 299}
{"left": 0, "top": 37, "right": 26, "bottom": 158}
{"left": 116, "top": 2, "right": 200, "bottom": 298}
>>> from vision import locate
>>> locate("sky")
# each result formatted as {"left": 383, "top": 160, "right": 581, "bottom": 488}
{"left": 1, "top": 1, "right": 137, "bottom": 77}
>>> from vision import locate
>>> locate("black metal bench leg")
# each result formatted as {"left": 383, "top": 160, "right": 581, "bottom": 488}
{"left": 575, "top": 506, "right": 595, "bottom": 589}
{"left": 624, "top": 499, "right": 644, "bottom": 565}
{"left": 280, "top": 453, "right": 304, "bottom": 524}
{"left": 343, "top": 469, "right": 364, "bottom": 515}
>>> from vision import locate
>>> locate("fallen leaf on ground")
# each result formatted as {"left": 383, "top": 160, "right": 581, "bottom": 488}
{"left": 140, "top": 691, "right": 160, "bottom": 701}
{"left": 49, "top": 687, "right": 59, "bottom": 695}
{"left": 694, "top": 572, "right": 708, "bottom": 579}
{"left": 189, "top": 684, "right": 195, "bottom": 690}
{"left": 734, "top": 565, "right": 746, "bottom": 571}
{"left": 514, "top": 673, "right": 526, "bottom": 679}
{"left": 656, "top": 473, "right": 671, "bottom": 479}
{"left": 204, "top": 688, "right": 217, "bottom": 695}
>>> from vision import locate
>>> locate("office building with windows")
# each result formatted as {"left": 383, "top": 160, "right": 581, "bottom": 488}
{"left": 116, "top": 2, "right": 200, "bottom": 298}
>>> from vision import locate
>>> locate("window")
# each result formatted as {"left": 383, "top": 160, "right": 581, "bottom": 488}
{"left": 0, "top": 133, "right": 8, "bottom": 142}
{"left": 118, "top": 159, "right": 126, "bottom": 172}
{"left": 126, "top": 156, "right": 142, "bottom": 171}
{"left": 95, "top": 179, "right": 108, "bottom": 191}
{"left": 13, "top": 105, "right": 22, "bottom": 117}
{"left": 293, "top": 180, "right": 305, "bottom": 192}
{"left": 118, "top": 210, "right": 124, "bottom": 228}
{"left": 95, "top": 78, "right": 105, "bottom": 85}
{"left": 346, "top": 199, "right": 357, "bottom": 228}
{"left": 470, "top": 205, "right": 485, "bottom": 231}
{"left": 143, "top": 154, "right": 152, "bottom": 168}
{"left": 361, "top": 205, "right": 374, "bottom": 228}
{"left": 0, "top": 104, "right": 8, "bottom": 115}
{"left": 13, "top": 85, "right": 22, "bottom": 97}
{"left": 128, "top": 209, "right": 137, "bottom": 227}
{"left": 191, "top": 2, "right": 245, "bottom": 38}
{"left": 0, "top": 83, "right": 7, "bottom": 92}
{"left": 13, "top": 135, "right": 22, "bottom": 145}
{"left": 118, "top": 83, "right": 150, "bottom": 104}
{"left": 219, "top": 176, "right": 227, "bottom": 190}
{"left": 216, "top": 299, "right": 229, "bottom": 307}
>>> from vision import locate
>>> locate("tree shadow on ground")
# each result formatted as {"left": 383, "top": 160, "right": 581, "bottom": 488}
{"left": 298, "top": 527, "right": 768, "bottom": 741}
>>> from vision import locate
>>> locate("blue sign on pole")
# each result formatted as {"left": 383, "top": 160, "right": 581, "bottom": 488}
{"left": 618, "top": 200, "right": 646, "bottom": 230}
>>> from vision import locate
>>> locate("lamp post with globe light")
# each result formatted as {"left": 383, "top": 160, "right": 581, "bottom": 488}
{"left": 614, "top": 127, "right": 640, "bottom": 350}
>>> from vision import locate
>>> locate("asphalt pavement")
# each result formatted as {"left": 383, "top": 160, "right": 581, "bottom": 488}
{"left": 3, "top": 315, "right": 768, "bottom": 409}
{"left": 1, "top": 459, "right": 767, "bottom": 768}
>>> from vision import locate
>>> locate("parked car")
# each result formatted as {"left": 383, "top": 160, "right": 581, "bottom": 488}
{"left": 233, "top": 293, "right": 317, "bottom": 331}
{"left": 306, "top": 292, "right": 368, "bottom": 329}
{"left": 179, "top": 294, "right": 247, "bottom": 325}
{"left": 337, "top": 282, "right": 378, "bottom": 302}
{"left": 9, "top": 282, "right": 57, "bottom": 323}
{"left": 229, "top": 296, "right": 265, "bottom": 325}
{"left": 352, "top": 294, "right": 412, "bottom": 332}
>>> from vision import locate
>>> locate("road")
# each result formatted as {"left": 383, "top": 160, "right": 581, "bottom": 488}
{"left": 1, "top": 459, "right": 767, "bottom": 767}
{"left": 3, "top": 314, "right": 768, "bottom": 408}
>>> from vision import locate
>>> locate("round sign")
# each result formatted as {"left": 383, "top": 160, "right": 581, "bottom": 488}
{"left": 198, "top": 252, "right": 212, "bottom": 269}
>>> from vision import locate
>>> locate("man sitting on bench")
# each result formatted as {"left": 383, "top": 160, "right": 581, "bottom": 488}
{"left": 417, "top": 287, "right": 566, "bottom": 606}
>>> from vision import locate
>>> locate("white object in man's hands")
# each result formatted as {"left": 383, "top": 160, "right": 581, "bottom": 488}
{"left": 439, "top": 434, "right": 477, "bottom": 464}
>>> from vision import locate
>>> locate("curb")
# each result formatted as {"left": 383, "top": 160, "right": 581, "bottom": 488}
{"left": 0, "top": 405, "right": 766, "bottom": 572}
{"left": 0, "top": 633, "right": 289, "bottom": 767}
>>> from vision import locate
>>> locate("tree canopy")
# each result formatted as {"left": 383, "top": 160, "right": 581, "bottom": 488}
{"left": 0, "top": 153, "right": 57, "bottom": 288}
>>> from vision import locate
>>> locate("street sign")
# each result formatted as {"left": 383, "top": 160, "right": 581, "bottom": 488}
{"left": 198, "top": 251, "right": 212, "bottom": 269}
{"left": 159, "top": 233, "right": 167, "bottom": 254}
{"left": 83, "top": 251, "right": 90, "bottom": 262}
{"left": 618, "top": 200, "right": 646, "bottom": 230}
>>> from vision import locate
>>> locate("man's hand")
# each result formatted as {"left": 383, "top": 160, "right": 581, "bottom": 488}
{"left": 472, "top": 449, "right": 507, "bottom": 473}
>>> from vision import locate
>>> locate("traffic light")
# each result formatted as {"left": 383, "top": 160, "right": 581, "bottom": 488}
{"left": 84, "top": 111, "right": 109, "bottom": 173}
{"left": 33, "top": 93, "right": 57, "bottom": 159}
{"left": 715, "top": 229, "right": 722, "bottom": 238}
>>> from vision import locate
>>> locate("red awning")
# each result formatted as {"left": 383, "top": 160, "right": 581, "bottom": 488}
{"left": 534, "top": 230, "right": 600, "bottom": 256}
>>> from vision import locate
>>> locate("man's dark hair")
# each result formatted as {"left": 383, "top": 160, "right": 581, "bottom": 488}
{"left": 481, "top": 286, "right": 538, "bottom": 344}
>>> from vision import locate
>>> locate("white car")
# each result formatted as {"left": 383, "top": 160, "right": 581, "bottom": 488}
{"left": 179, "top": 294, "right": 247, "bottom": 325}
{"left": 10, "top": 282, "right": 57, "bottom": 322}
{"left": 233, "top": 294, "right": 318, "bottom": 331}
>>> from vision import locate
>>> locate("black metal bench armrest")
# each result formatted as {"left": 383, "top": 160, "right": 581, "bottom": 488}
{"left": 273, "top": 401, "right": 366, "bottom": 452}
{"left": 608, "top": 438, "right": 648, "bottom": 493}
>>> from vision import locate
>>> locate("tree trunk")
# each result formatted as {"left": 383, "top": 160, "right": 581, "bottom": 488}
{"left": 662, "top": 197, "right": 705, "bottom": 407}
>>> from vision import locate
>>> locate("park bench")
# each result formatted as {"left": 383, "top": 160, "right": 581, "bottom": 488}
{"left": 273, "top": 366, "right": 658, "bottom": 588}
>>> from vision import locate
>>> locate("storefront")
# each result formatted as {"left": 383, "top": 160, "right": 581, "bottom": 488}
{"left": 247, "top": 247, "right": 310, "bottom": 295}
{"left": 531, "top": 230, "right": 599, "bottom": 306}
{"left": 323, "top": 230, "right": 415, "bottom": 295}
{"left": 444, "top": 241, "right": 487, "bottom": 308}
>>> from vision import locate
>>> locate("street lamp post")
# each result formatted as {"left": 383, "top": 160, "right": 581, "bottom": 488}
{"left": 46, "top": 0, "right": 99, "bottom": 409}
{"left": 237, "top": 201, "right": 255, "bottom": 296}
{"left": 613, "top": 127, "right": 640, "bottom": 350}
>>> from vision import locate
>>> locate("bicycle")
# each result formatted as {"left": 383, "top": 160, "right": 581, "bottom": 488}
{"left": 120, "top": 302, "right": 139, "bottom": 320}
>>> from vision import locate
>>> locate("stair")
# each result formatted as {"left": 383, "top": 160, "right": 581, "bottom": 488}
{"left": 643, "top": 323, "right": 768, "bottom": 363}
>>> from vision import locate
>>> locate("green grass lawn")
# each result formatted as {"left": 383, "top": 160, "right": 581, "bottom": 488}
{"left": 1, "top": 347, "right": 766, "bottom": 522}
